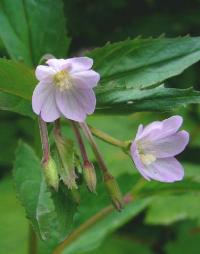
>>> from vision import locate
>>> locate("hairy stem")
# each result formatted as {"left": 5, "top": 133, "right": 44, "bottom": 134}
{"left": 38, "top": 117, "right": 50, "bottom": 163}
{"left": 28, "top": 225, "right": 37, "bottom": 254}
{"left": 52, "top": 193, "right": 133, "bottom": 254}
{"left": 89, "top": 125, "right": 129, "bottom": 148}
{"left": 71, "top": 121, "right": 89, "bottom": 162}
{"left": 80, "top": 122, "right": 109, "bottom": 174}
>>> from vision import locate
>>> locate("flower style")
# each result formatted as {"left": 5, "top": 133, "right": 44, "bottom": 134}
{"left": 131, "top": 116, "right": 189, "bottom": 182}
{"left": 32, "top": 57, "right": 100, "bottom": 122}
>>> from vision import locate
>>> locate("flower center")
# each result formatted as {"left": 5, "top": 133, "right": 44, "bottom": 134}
{"left": 140, "top": 154, "right": 156, "bottom": 166}
{"left": 54, "top": 70, "right": 73, "bottom": 91}
{"left": 136, "top": 140, "right": 156, "bottom": 166}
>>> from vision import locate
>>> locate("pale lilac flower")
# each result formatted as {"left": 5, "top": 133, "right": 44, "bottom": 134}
{"left": 131, "top": 116, "right": 189, "bottom": 182}
{"left": 32, "top": 57, "right": 100, "bottom": 122}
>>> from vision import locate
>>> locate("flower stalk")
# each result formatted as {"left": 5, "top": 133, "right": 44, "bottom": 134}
{"left": 52, "top": 192, "right": 133, "bottom": 254}
{"left": 89, "top": 124, "right": 130, "bottom": 149}
{"left": 71, "top": 121, "right": 96, "bottom": 192}
{"left": 80, "top": 122, "right": 123, "bottom": 210}
{"left": 38, "top": 117, "right": 59, "bottom": 190}
{"left": 38, "top": 116, "right": 50, "bottom": 163}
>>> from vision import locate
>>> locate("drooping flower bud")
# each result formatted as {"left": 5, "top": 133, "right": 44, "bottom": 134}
{"left": 83, "top": 160, "right": 97, "bottom": 193}
{"left": 43, "top": 156, "right": 59, "bottom": 191}
{"left": 104, "top": 172, "right": 124, "bottom": 211}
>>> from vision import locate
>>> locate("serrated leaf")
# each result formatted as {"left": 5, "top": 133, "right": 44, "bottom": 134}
{"left": 89, "top": 36, "right": 200, "bottom": 91}
{"left": 96, "top": 86, "right": 200, "bottom": 114}
{"left": 13, "top": 141, "right": 76, "bottom": 245}
{"left": 13, "top": 141, "right": 42, "bottom": 233}
{"left": 0, "top": 0, "right": 70, "bottom": 66}
{"left": 36, "top": 180, "right": 76, "bottom": 243}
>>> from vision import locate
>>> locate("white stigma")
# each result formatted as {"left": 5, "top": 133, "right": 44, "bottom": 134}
{"left": 54, "top": 70, "right": 73, "bottom": 91}
{"left": 136, "top": 140, "right": 156, "bottom": 166}
{"left": 140, "top": 154, "right": 156, "bottom": 165}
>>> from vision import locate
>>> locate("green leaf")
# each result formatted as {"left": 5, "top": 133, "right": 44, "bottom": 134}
{"left": 36, "top": 180, "right": 76, "bottom": 243}
{"left": 0, "top": 177, "right": 28, "bottom": 254}
{"left": 62, "top": 198, "right": 151, "bottom": 254}
{"left": 96, "top": 86, "right": 200, "bottom": 114}
{"left": 57, "top": 174, "right": 151, "bottom": 254}
{"left": 13, "top": 141, "right": 76, "bottom": 245}
{"left": 13, "top": 141, "right": 42, "bottom": 234}
{"left": 165, "top": 222, "right": 200, "bottom": 254}
{"left": 0, "top": 59, "right": 36, "bottom": 99}
{"left": 0, "top": 0, "right": 69, "bottom": 66}
{"left": 90, "top": 36, "right": 200, "bottom": 91}
{"left": 141, "top": 163, "right": 200, "bottom": 225}
{"left": 145, "top": 194, "right": 200, "bottom": 225}
{"left": 0, "top": 92, "right": 34, "bottom": 118}
{"left": 83, "top": 235, "right": 153, "bottom": 254}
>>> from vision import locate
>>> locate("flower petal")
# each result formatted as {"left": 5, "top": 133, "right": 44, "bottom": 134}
{"left": 157, "top": 115, "right": 183, "bottom": 139}
{"left": 130, "top": 141, "right": 151, "bottom": 180}
{"left": 46, "top": 59, "right": 68, "bottom": 71}
{"left": 137, "top": 121, "right": 162, "bottom": 140}
{"left": 72, "top": 70, "right": 100, "bottom": 89}
{"left": 135, "top": 124, "right": 144, "bottom": 140}
{"left": 72, "top": 87, "right": 96, "bottom": 114}
{"left": 32, "top": 82, "right": 53, "bottom": 114}
{"left": 67, "top": 57, "right": 93, "bottom": 73}
{"left": 40, "top": 91, "right": 61, "bottom": 122}
{"left": 35, "top": 65, "right": 56, "bottom": 82}
{"left": 144, "top": 130, "right": 189, "bottom": 158}
{"left": 138, "top": 115, "right": 183, "bottom": 141}
{"left": 32, "top": 82, "right": 60, "bottom": 122}
{"left": 145, "top": 157, "right": 184, "bottom": 182}
{"left": 55, "top": 88, "right": 96, "bottom": 122}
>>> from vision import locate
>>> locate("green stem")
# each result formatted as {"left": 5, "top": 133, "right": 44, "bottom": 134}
{"left": 88, "top": 125, "right": 130, "bottom": 149}
{"left": 28, "top": 224, "right": 37, "bottom": 254}
{"left": 38, "top": 117, "right": 50, "bottom": 163}
{"left": 80, "top": 122, "right": 109, "bottom": 174}
{"left": 71, "top": 121, "right": 89, "bottom": 163}
{"left": 52, "top": 193, "right": 133, "bottom": 254}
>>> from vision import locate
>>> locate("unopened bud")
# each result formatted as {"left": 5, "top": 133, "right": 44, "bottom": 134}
{"left": 43, "top": 157, "right": 59, "bottom": 191}
{"left": 104, "top": 173, "right": 124, "bottom": 211}
{"left": 54, "top": 130, "right": 77, "bottom": 189}
{"left": 83, "top": 161, "right": 97, "bottom": 193}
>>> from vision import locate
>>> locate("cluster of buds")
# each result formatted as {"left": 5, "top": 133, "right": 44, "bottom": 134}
{"left": 39, "top": 117, "right": 123, "bottom": 211}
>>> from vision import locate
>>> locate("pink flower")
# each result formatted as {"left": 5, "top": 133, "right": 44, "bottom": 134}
{"left": 32, "top": 57, "right": 100, "bottom": 122}
{"left": 131, "top": 116, "right": 189, "bottom": 182}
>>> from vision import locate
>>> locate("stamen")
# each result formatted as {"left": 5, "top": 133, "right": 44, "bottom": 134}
{"left": 136, "top": 140, "right": 156, "bottom": 166}
{"left": 140, "top": 153, "right": 156, "bottom": 165}
{"left": 54, "top": 70, "right": 73, "bottom": 91}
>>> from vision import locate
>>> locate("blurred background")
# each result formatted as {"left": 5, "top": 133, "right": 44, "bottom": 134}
{"left": 1, "top": 0, "right": 200, "bottom": 253}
